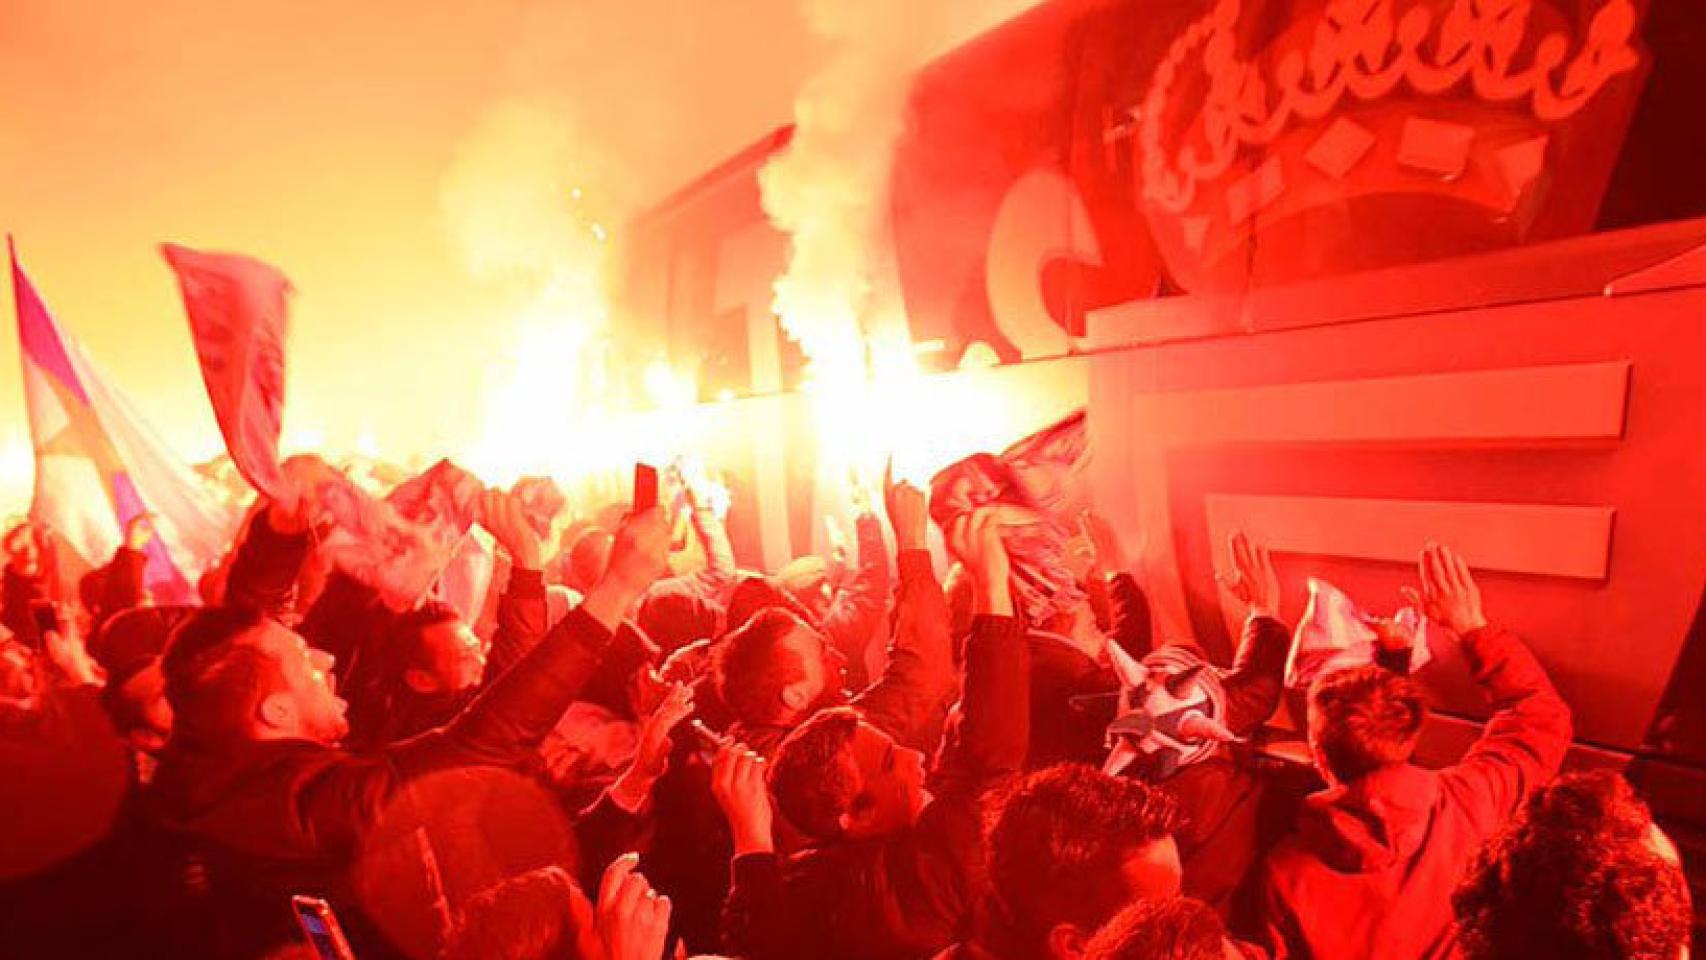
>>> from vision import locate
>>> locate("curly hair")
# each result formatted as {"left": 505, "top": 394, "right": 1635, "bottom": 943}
{"left": 1454, "top": 771, "right": 1692, "bottom": 960}
{"left": 439, "top": 866, "right": 588, "bottom": 960}
{"left": 985, "top": 763, "right": 1183, "bottom": 949}
{"left": 160, "top": 604, "right": 279, "bottom": 747}
{"left": 767, "top": 706, "right": 862, "bottom": 839}
{"left": 1084, "top": 896, "right": 1229, "bottom": 960}
{"left": 1307, "top": 664, "right": 1425, "bottom": 782}
{"left": 713, "top": 607, "right": 812, "bottom": 726}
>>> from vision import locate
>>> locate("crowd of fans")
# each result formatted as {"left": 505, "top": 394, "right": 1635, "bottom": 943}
{"left": 0, "top": 459, "right": 1694, "bottom": 960}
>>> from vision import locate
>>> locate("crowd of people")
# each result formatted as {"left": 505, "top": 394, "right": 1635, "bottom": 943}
{"left": 0, "top": 459, "right": 1694, "bottom": 960}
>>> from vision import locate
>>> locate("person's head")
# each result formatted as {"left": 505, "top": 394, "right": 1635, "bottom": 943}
{"left": 713, "top": 607, "right": 844, "bottom": 728}
{"left": 391, "top": 601, "right": 483, "bottom": 696}
{"left": 724, "top": 575, "right": 821, "bottom": 640}
{"left": 106, "top": 659, "right": 173, "bottom": 752}
{"left": 1306, "top": 664, "right": 1425, "bottom": 785}
{"left": 636, "top": 586, "right": 724, "bottom": 655}
{"left": 1083, "top": 896, "right": 1244, "bottom": 960}
{"left": 1455, "top": 770, "right": 1693, "bottom": 960}
{"left": 439, "top": 865, "right": 600, "bottom": 960}
{"left": 775, "top": 555, "right": 832, "bottom": 619}
{"left": 768, "top": 706, "right": 929, "bottom": 841}
{"left": 162, "top": 605, "right": 348, "bottom": 748}
{"left": 564, "top": 528, "right": 613, "bottom": 594}
{"left": 986, "top": 764, "right": 1184, "bottom": 960}
{"left": 94, "top": 606, "right": 192, "bottom": 752}
{"left": 1110, "top": 644, "right": 1235, "bottom": 782}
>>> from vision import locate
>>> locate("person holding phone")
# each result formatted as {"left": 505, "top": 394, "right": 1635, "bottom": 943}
{"left": 144, "top": 485, "right": 673, "bottom": 959}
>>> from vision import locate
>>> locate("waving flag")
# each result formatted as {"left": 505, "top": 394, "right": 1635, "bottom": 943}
{"left": 10, "top": 239, "right": 235, "bottom": 603}
{"left": 930, "top": 410, "right": 1089, "bottom": 625}
{"left": 162, "top": 243, "right": 293, "bottom": 502}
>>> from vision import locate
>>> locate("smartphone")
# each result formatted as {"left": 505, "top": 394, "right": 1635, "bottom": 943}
{"left": 291, "top": 895, "right": 359, "bottom": 960}
{"left": 634, "top": 462, "right": 659, "bottom": 512}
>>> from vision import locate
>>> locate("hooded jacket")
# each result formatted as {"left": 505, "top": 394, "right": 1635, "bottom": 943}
{"left": 1258, "top": 624, "right": 1571, "bottom": 960}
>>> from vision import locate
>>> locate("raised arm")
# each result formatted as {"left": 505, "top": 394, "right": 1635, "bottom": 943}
{"left": 683, "top": 467, "right": 737, "bottom": 597}
{"left": 223, "top": 501, "right": 312, "bottom": 616}
{"left": 1081, "top": 512, "right": 1155, "bottom": 659}
{"left": 939, "top": 508, "right": 1030, "bottom": 789}
{"left": 404, "top": 508, "right": 669, "bottom": 768}
{"left": 820, "top": 508, "right": 893, "bottom": 674}
{"left": 91, "top": 515, "right": 153, "bottom": 628}
{"left": 714, "top": 742, "right": 789, "bottom": 959}
{"left": 287, "top": 508, "right": 672, "bottom": 856}
{"left": 479, "top": 488, "right": 551, "bottom": 681}
{"left": 1216, "top": 531, "right": 1290, "bottom": 735}
{"left": 1422, "top": 544, "right": 1571, "bottom": 831}
{"left": 854, "top": 478, "right": 956, "bottom": 752}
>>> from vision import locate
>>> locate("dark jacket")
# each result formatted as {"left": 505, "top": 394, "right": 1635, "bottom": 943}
{"left": 79, "top": 545, "right": 148, "bottom": 637}
{"left": 1259, "top": 624, "right": 1572, "bottom": 960}
{"left": 1153, "top": 614, "right": 1292, "bottom": 925}
{"left": 146, "top": 519, "right": 620, "bottom": 958}
{"left": 723, "top": 613, "right": 1031, "bottom": 960}
{"left": 1022, "top": 573, "right": 1154, "bottom": 770}
{"left": 822, "top": 512, "right": 893, "bottom": 689}
{"left": 649, "top": 547, "right": 956, "bottom": 954}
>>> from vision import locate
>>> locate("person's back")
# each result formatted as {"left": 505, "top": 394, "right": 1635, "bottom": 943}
{"left": 1259, "top": 544, "right": 1571, "bottom": 960}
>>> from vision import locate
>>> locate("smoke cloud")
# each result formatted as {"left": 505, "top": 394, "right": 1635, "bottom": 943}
{"left": 761, "top": 0, "right": 1040, "bottom": 380}
{"left": 434, "top": 0, "right": 829, "bottom": 481}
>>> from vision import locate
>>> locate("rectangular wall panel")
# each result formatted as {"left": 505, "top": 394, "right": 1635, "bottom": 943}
{"left": 1204, "top": 494, "right": 1616, "bottom": 580}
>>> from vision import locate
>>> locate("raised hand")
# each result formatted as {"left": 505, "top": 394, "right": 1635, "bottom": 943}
{"left": 657, "top": 638, "right": 713, "bottom": 686}
{"left": 124, "top": 514, "right": 156, "bottom": 552}
{"left": 610, "top": 682, "right": 695, "bottom": 811}
{"left": 884, "top": 460, "right": 929, "bottom": 552}
{"left": 273, "top": 455, "right": 341, "bottom": 535}
{"left": 711, "top": 741, "right": 775, "bottom": 856}
{"left": 480, "top": 488, "right": 545, "bottom": 571}
{"left": 1404, "top": 542, "right": 1487, "bottom": 635}
{"left": 609, "top": 507, "right": 671, "bottom": 590}
{"left": 596, "top": 853, "right": 672, "bottom": 960}
{"left": 579, "top": 506, "right": 672, "bottom": 634}
{"left": 848, "top": 468, "right": 877, "bottom": 518}
{"left": 679, "top": 458, "right": 730, "bottom": 520}
{"left": 947, "top": 507, "right": 1011, "bottom": 617}
{"left": 1218, "top": 530, "right": 1279, "bottom": 618}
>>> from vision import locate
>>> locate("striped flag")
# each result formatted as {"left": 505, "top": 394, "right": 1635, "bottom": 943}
{"left": 10, "top": 238, "right": 234, "bottom": 603}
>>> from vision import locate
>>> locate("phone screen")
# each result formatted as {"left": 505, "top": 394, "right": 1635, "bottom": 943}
{"left": 634, "top": 463, "right": 659, "bottom": 512}
{"left": 292, "top": 896, "right": 356, "bottom": 960}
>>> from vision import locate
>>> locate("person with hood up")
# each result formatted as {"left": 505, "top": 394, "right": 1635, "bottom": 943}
{"left": 1257, "top": 543, "right": 1572, "bottom": 960}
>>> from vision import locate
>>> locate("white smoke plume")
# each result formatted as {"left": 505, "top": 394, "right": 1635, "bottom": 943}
{"left": 434, "top": 1, "right": 825, "bottom": 482}
{"left": 761, "top": 0, "right": 1040, "bottom": 381}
